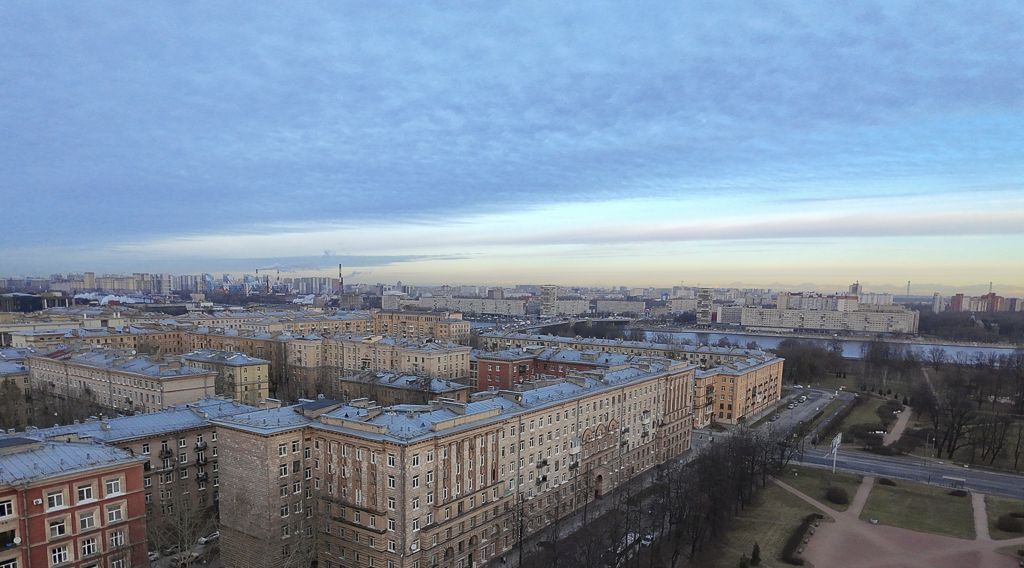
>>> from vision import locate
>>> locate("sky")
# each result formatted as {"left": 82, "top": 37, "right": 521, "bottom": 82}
{"left": 2, "top": 2, "right": 1023, "bottom": 294}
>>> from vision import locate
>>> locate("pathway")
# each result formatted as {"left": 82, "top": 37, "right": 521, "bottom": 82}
{"left": 973, "top": 492, "right": 992, "bottom": 541}
{"left": 883, "top": 409, "right": 912, "bottom": 447}
{"left": 920, "top": 366, "right": 938, "bottom": 397}
{"left": 774, "top": 476, "right": 1024, "bottom": 567}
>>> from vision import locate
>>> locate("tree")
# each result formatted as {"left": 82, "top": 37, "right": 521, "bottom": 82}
{"left": 750, "top": 542, "right": 761, "bottom": 565}
{"left": 0, "top": 378, "right": 27, "bottom": 430}
{"left": 926, "top": 346, "right": 948, "bottom": 370}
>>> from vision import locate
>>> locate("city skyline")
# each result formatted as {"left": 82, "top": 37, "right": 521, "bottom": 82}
{"left": 3, "top": 3, "right": 1023, "bottom": 290}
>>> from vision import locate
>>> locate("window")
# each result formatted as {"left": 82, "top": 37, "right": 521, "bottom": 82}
{"left": 387, "top": 518, "right": 396, "bottom": 531}
{"left": 279, "top": 444, "right": 288, "bottom": 457}
{"left": 412, "top": 476, "right": 419, "bottom": 489}
{"left": 109, "top": 530, "right": 125, "bottom": 548}
{"left": 49, "top": 519, "right": 67, "bottom": 538}
{"left": 141, "top": 443, "right": 150, "bottom": 454}
{"left": 387, "top": 497, "right": 395, "bottom": 510}
{"left": 211, "top": 432, "right": 217, "bottom": 441}
{"left": 107, "top": 504, "right": 124, "bottom": 524}
{"left": 79, "top": 511, "right": 96, "bottom": 531}
{"left": 411, "top": 454, "right": 420, "bottom": 467}
{"left": 388, "top": 540, "right": 397, "bottom": 552}
{"left": 179, "top": 453, "right": 188, "bottom": 464}
{"left": 387, "top": 453, "right": 396, "bottom": 467}
{"left": 80, "top": 537, "right": 97, "bottom": 556}
{"left": 426, "top": 471, "right": 433, "bottom": 484}
{"left": 280, "top": 505, "right": 289, "bottom": 518}
{"left": 143, "top": 477, "right": 152, "bottom": 488}
{"left": 0, "top": 500, "right": 13, "bottom": 517}
{"left": 0, "top": 559, "right": 17, "bottom": 568}
{"left": 46, "top": 491, "right": 64, "bottom": 510}
{"left": 179, "top": 438, "right": 186, "bottom": 448}
{"left": 111, "top": 559, "right": 126, "bottom": 568}
{"left": 104, "top": 478, "right": 121, "bottom": 496}
{"left": 387, "top": 476, "right": 396, "bottom": 489}
{"left": 50, "top": 546, "right": 69, "bottom": 565}
{"left": 412, "top": 497, "right": 420, "bottom": 509}
{"left": 291, "top": 440, "right": 300, "bottom": 453}
{"left": 279, "top": 465, "right": 288, "bottom": 478}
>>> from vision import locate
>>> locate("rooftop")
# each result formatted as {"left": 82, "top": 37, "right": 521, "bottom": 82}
{"left": 0, "top": 439, "right": 142, "bottom": 486}
{"left": 2, "top": 398, "right": 258, "bottom": 443}
{"left": 481, "top": 331, "right": 767, "bottom": 357}
{"left": 338, "top": 372, "right": 471, "bottom": 393}
{"left": 215, "top": 358, "right": 696, "bottom": 443}
{"left": 35, "top": 349, "right": 216, "bottom": 379}
{"left": 181, "top": 349, "right": 270, "bottom": 366}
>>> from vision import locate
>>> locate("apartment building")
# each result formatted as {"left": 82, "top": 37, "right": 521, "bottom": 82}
{"left": 0, "top": 438, "right": 148, "bottom": 568}
{"left": 479, "top": 332, "right": 766, "bottom": 369}
{"left": 214, "top": 359, "right": 696, "bottom": 568}
{"left": 323, "top": 335, "right": 471, "bottom": 379}
{"left": 692, "top": 356, "right": 784, "bottom": 428}
{"left": 739, "top": 305, "right": 919, "bottom": 334}
{"left": 5, "top": 398, "right": 258, "bottom": 548}
{"left": 475, "top": 346, "right": 784, "bottom": 429}
{"left": 409, "top": 297, "right": 527, "bottom": 317}
{"left": 472, "top": 348, "right": 640, "bottom": 390}
{"left": 592, "top": 300, "right": 646, "bottom": 316}
{"left": 181, "top": 349, "right": 271, "bottom": 405}
{"left": 27, "top": 350, "right": 218, "bottom": 414}
{"left": 371, "top": 311, "right": 470, "bottom": 343}
{"left": 325, "top": 372, "right": 473, "bottom": 406}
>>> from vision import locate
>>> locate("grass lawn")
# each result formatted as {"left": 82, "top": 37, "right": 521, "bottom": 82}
{"left": 860, "top": 480, "right": 975, "bottom": 539}
{"left": 986, "top": 495, "right": 1024, "bottom": 540}
{"left": 779, "top": 465, "right": 862, "bottom": 512}
{"left": 698, "top": 482, "right": 824, "bottom": 568}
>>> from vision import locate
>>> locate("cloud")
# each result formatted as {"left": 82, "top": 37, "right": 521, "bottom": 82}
{"left": 1, "top": 2, "right": 1023, "bottom": 279}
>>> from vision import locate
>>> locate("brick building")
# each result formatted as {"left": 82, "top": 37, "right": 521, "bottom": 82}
{"left": 2, "top": 398, "right": 258, "bottom": 554}
{"left": 324, "top": 372, "right": 473, "bottom": 406}
{"left": 0, "top": 438, "right": 148, "bottom": 568}
{"left": 181, "top": 349, "right": 271, "bottom": 405}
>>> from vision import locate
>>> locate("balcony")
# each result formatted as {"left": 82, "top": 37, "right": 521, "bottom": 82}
{"left": 159, "top": 448, "right": 173, "bottom": 459}
{"left": 536, "top": 459, "right": 548, "bottom": 468}
{"left": 535, "top": 475, "right": 547, "bottom": 484}
{"left": 196, "top": 456, "right": 208, "bottom": 465}
{"left": 195, "top": 441, "right": 208, "bottom": 450}
{"left": 568, "top": 446, "right": 581, "bottom": 456}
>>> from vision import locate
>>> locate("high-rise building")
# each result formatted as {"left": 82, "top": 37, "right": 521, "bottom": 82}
{"left": 696, "top": 288, "right": 713, "bottom": 324}
{"left": 539, "top": 285, "right": 559, "bottom": 317}
{"left": 932, "top": 292, "right": 942, "bottom": 313}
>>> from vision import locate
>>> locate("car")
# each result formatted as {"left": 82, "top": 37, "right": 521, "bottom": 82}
{"left": 640, "top": 534, "right": 654, "bottom": 546}
{"left": 787, "top": 404, "right": 796, "bottom": 409}
{"left": 769, "top": 414, "right": 780, "bottom": 422}
{"left": 148, "top": 551, "right": 160, "bottom": 562}
{"left": 198, "top": 531, "right": 220, "bottom": 545}
{"left": 163, "top": 545, "right": 181, "bottom": 556}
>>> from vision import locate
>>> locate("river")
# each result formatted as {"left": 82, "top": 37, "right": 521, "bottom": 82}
{"left": 639, "top": 330, "right": 1022, "bottom": 361}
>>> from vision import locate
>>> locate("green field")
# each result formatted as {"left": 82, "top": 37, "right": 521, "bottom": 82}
{"left": 986, "top": 495, "right": 1024, "bottom": 540}
{"left": 699, "top": 482, "right": 824, "bottom": 568}
{"left": 860, "top": 480, "right": 975, "bottom": 539}
{"left": 779, "top": 465, "right": 862, "bottom": 512}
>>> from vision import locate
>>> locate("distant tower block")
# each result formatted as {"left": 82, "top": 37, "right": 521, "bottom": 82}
{"left": 339, "top": 264, "right": 344, "bottom": 292}
{"left": 696, "top": 287, "right": 713, "bottom": 325}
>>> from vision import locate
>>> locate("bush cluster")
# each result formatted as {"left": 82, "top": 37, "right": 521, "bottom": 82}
{"left": 997, "top": 514, "right": 1024, "bottom": 533}
{"left": 825, "top": 486, "right": 850, "bottom": 505}
{"left": 877, "top": 478, "right": 897, "bottom": 486}
{"left": 781, "top": 513, "right": 824, "bottom": 565}
{"left": 948, "top": 489, "right": 968, "bottom": 497}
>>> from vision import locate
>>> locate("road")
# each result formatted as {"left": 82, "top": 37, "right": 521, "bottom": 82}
{"left": 798, "top": 447, "right": 1024, "bottom": 500}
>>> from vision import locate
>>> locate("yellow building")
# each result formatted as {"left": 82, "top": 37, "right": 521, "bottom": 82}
{"left": 181, "top": 349, "right": 271, "bottom": 405}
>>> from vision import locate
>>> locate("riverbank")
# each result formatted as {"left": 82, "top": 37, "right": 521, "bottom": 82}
{"left": 633, "top": 323, "right": 1023, "bottom": 351}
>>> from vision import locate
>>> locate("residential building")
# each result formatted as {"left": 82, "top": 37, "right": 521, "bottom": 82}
{"left": 371, "top": 312, "right": 470, "bottom": 343}
{"left": 739, "top": 304, "right": 919, "bottom": 334}
{"left": 181, "top": 349, "right": 271, "bottom": 405}
{"left": 479, "top": 332, "right": 766, "bottom": 369}
{"left": 27, "top": 350, "right": 218, "bottom": 414}
{"left": 214, "top": 358, "right": 696, "bottom": 568}
{"left": 593, "top": 300, "right": 645, "bottom": 316}
{"left": 325, "top": 372, "right": 473, "bottom": 406}
{"left": 0, "top": 438, "right": 148, "bottom": 568}
{"left": 3, "top": 398, "right": 258, "bottom": 549}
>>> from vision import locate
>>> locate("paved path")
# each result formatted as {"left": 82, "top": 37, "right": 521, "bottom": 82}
{"left": 848, "top": 475, "right": 875, "bottom": 517}
{"left": 775, "top": 476, "right": 1024, "bottom": 567}
{"left": 973, "top": 492, "right": 992, "bottom": 541}
{"left": 883, "top": 408, "right": 912, "bottom": 446}
{"left": 920, "top": 366, "right": 938, "bottom": 397}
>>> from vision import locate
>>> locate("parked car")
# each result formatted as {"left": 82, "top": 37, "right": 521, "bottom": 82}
{"left": 640, "top": 534, "right": 654, "bottom": 546}
{"left": 198, "top": 531, "right": 220, "bottom": 545}
{"left": 769, "top": 414, "right": 780, "bottom": 422}
{"left": 148, "top": 551, "right": 160, "bottom": 562}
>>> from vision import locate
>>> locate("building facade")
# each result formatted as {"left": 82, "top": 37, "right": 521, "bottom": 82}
{"left": 214, "top": 359, "right": 696, "bottom": 568}
{"left": 27, "top": 350, "right": 218, "bottom": 414}
{"left": 0, "top": 439, "right": 148, "bottom": 568}
{"left": 181, "top": 350, "right": 271, "bottom": 405}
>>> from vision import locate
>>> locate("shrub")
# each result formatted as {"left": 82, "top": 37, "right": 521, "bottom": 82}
{"left": 1009, "top": 512, "right": 1024, "bottom": 518}
{"left": 878, "top": 478, "right": 897, "bottom": 486}
{"left": 738, "top": 554, "right": 749, "bottom": 568}
{"left": 997, "top": 514, "right": 1024, "bottom": 533}
{"left": 751, "top": 542, "right": 761, "bottom": 566}
{"left": 781, "top": 514, "right": 823, "bottom": 565}
{"left": 948, "top": 489, "right": 968, "bottom": 497}
{"left": 826, "top": 486, "right": 850, "bottom": 505}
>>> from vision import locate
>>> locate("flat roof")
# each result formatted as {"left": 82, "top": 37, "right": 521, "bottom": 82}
{"left": 0, "top": 440, "right": 142, "bottom": 485}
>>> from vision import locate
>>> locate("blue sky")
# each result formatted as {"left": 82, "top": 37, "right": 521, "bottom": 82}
{"left": 2, "top": 2, "right": 1023, "bottom": 293}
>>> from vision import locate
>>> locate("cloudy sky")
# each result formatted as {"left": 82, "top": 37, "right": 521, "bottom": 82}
{"left": 2, "top": 2, "right": 1023, "bottom": 293}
